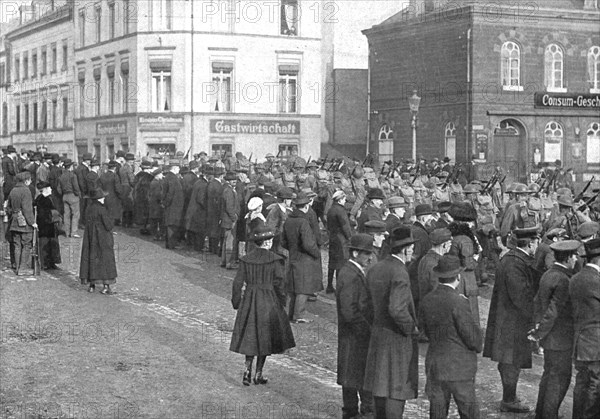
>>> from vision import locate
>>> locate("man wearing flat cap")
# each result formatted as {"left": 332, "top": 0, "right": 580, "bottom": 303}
{"left": 529, "top": 240, "right": 580, "bottom": 419}
{"left": 419, "top": 254, "right": 483, "bottom": 419}
{"left": 418, "top": 228, "right": 453, "bottom": 302}
{"left": 7, "top": 171, "right": 37, "bottom": 275}
{"left": 363, "top": 226, "right": 419, "bottom": 418}
{"left": 336, "top": 234, "right": 375, "bottom": 419}
{"left": 484, "top": 226, "right": 542, "bottom": 413}
{"left": 327, "top": 190, "right": 352, "bottom": 294}
{"left": 569, "top": 238, "right": 600, "bottom": 419}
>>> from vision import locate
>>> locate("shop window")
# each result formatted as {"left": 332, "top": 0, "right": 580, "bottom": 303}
{"left": 211, "top": 62, "right": 233, "bottom": 112}
{"left": 278, "top": 143, "right": 298, "bottom": 157}
{"left": 1, "top": 102, "right": 7, "bottom": 135}
{"left": 211, "top": 143, "right": 232, "bottom": 157}
{"left": 444, "top": 122, "right": 456, "bottom": 162}
{"left": 281, "top": 0, "right": 298, "bottom": 36}
{"left": 378, "top": 124, "right": 394, "bottom": 164}
{"left": 501, "top": 41, "right": 521, "bottom": 90}
{"left": 148, "top": 143, "right": 175, "bottom": 157}
{"left": 588, "top": 46, "right": 600, "bottom": 93}
{"left": 587, "top": 122, "right": 600, "bottom": 164}
{"left": 544, "top": 121, "right": 563, "bottom": 163}
{"left": 150, "top": 61, "right": 172, "bottom": 112}
{"left": 279, "top": 65, "right": 298, "bottom": 113}
{"left": 545, "top": 44, "right": 564, "bottom": 92}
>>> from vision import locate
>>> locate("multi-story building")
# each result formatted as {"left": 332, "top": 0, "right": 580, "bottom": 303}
{"left": 4, "top": 0, "right": 75, "bottom": 156}
{"left": 72, "top": 0, "right": 323, "bottom": 161}
{"left": 0, "top": 32, "right": 9, "bottom": 146}
{"left": 364, "top": 0, "right": 600, "bottom": 183}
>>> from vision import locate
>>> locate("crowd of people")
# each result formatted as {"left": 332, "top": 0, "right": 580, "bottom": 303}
{"left": 2, "top": 144, "right": 600, "bottom": 419}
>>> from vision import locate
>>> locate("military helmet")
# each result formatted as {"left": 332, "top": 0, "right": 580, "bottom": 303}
{"left": 510, "top": 183, "right": 529, "bottom": 194}
{"left": 528, "top": 183, "right": 541, "bottom": 193}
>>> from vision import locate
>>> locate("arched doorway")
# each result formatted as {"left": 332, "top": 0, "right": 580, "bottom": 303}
{"left": 378, "top": 124, "right": 394, "bottom": 166}
{"left": 493, "top": 119, "right": 526, "bottom": 183}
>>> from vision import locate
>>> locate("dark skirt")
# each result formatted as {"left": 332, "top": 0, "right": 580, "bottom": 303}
{"left": 39, "top": 236, "right": 61, "bottom": 268}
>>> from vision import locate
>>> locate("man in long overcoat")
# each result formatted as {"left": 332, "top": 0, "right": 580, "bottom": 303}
{"left": 2, "top": 145, "right": 18, "bottom": 200}
{"left": 118, "top": 153, "right": 136, "bottom": 227}
{"left": 569, "top": 238, "right": 600, "bottom": 419}
{"left": 336, "top": 234, "right": 374, "bottom": 419}
{"left": 266, "top": 187, "right": 294, "bottom": 257}
{"left": 282, "top": 192, "right": 321, "bottom": 323}
{"left": 148, "top": 169, "right": 164, "bottom": 241}
{"left": 162, "top": 163, "right": 184, "bottom": 249}
{"left": 206, "top": 167, "right": 224, "bottom": 255}
{"left": 7, "top": 171, "right": 37, "bottom": 275}
{"left": 363, "top": 226, "right": 419, "bottom": 418}
{"left": 184, "top": 166, "right": 209, "bottom": 251}
{"left": 419, "top": 254, "right": 483, "bottom": 419}
{"left": 74, "top": 152, "right": 92, "bottom": 227}
{"left": 483, "top": 227, "right": 541, "bottom": 413}
{"left": 327, "top": 190, "right": 353, "bottom": 293}
{"left": 530, "top": 240, "right": 578, "bottom": 419}
{"left": 220, "top": 172, "right": 239, "bottom": 269}
{"left": 132, "top": 161, "right": 155, "bottom": 233}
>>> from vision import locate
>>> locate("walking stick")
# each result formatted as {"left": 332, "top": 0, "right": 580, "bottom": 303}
{"left": 32, "top": 208, "right": 41, "bottom": 276}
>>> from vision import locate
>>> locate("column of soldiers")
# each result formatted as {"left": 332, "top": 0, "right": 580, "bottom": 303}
{"left": 2, "top": 147, "right": 600, "bottom": 418}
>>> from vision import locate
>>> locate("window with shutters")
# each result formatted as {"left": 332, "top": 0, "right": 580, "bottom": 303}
{"left": 545, "top": 44, "right": 565, "bottom": 92}
{"left": 588, "top": 46, "right": 600, "bottom": 93}
{"left": 150, "top": 61, "right": 172, "bottom": 112}
{"left": 211, "top": 61, "right": 233, "bottom": 112}
{"left": 279, "top": 64, "right": 298, "bottom": 113}
{"left": 501, "top": 41, "right": 522, "bottom": 90}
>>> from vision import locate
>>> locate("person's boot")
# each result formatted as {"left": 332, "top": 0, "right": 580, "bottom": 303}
{"left": 243, "top": 356, "right": 253, "bottom": 386}
{"left": 254, "top": 356, "right": 268, "bottom": 384}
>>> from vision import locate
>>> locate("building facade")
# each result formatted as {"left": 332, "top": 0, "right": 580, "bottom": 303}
{"left": 364, "top": 0, "right": 600, "bottom": 183}
{"left": 3, "top": 0, "right": 75, "bottom": 156}
{"left": 72, "top": 0, "right": 323, "bottom": 162}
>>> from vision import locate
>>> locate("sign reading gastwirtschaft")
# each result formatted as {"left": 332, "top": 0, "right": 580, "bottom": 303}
{"left": 210, "top": 119, "right": 300, "bottom": 135}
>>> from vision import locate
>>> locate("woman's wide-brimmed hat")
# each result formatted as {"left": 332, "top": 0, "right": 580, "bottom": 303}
{"left": 86, "top": 188, "right": 109, "bottom": 200}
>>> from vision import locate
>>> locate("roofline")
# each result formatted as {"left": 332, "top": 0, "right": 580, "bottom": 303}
{"left": 5, "top": 4, "right": 73, "bottom": 41}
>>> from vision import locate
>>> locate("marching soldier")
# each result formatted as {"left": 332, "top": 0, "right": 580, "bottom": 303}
{"left": 500, "top": 183, "right": 538, "bottom": 245}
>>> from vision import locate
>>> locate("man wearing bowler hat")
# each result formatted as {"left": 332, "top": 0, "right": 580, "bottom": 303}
{"left": 569, "top": 238, "right": 600, "bottom": 419}
{"left": 409, "top": 203, "right": 434, "bottom": 311}
{"left": 484, "top": 226, "right": 542, "bottom": 413}
{"left": 419, "top": 254, "right": 483, "bottom": 419}
{"left": 529, "top": 239, "right": 580, "bottom": 419}
{"left": 363, "top": 226, "right": 419, "bottom": 418}
{"left": 385, "top": 196, "right": 408, "bottom": 234}
{"left": 357, "top": 188, "right": 385, "bottom": 234}
{"left": 336, "top": 233, "right": 375, "bottom": 419}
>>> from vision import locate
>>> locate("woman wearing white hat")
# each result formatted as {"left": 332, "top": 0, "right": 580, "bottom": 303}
{"left": 246, "top": 197, "right": 265, "bottom": 253}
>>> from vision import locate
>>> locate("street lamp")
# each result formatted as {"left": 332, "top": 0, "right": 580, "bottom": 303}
{"left": 408, "top": 90, "right": 421, "bottom": 162}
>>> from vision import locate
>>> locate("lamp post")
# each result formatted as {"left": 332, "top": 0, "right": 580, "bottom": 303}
{"left": 408, "top": 90, "right": 421, "bottom": 162}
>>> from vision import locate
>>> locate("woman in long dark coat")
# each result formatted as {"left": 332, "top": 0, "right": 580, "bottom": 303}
{"left": 79, "top": 188, "right": 117, "bottom": 294}
{"left": 98, "top": 161, "right": 123, "bottom": 223}
{"left": 245, "top": 196, "right": 266, "bottom": 253}
{"left": 230, "top": 226, "right": 295, "bottom": 386}
{"left": 34, "top": 181, "right": 61, "bottom": 270}
{"left": 327, "top": 191, "right": 352, "bottom": 293}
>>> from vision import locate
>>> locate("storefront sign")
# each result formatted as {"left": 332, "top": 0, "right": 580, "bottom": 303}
{"left": 138, "top": 115, "right": 185, "bottom": 127}
{"left": 96, "top": 121, "right": 127, "bottom": 136}
{"left": 534, "top": 93, "right": 600, "bottom": 109}
{"left": 210, "top": 119, "right": 300, "bottom": 135}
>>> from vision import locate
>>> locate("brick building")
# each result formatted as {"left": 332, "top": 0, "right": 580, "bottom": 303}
{"left": 364, "top": 0, "right": 600, "bottom": 183}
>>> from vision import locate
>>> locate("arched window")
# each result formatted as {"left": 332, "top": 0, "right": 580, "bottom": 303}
{"left": 501, "top": 41, "right": 521, "bottom": 89}
{"left": 545, "top": 44, "right": 564, "bottom": 91}
{"left": 587, "top": 122, "right": 600, "bottom": 164}
{"left": 588, "top": 46, "right": 600, "bottom": 92}
{"left": 495, "top": 120, "right": 520, "bottom": 135}
{"left": 544, "top": 121, "right": 563, "bottom": 163}
{"left": 378, "top": 124, "right": 394, "bottom": 165}
{"left": 444, "top": 122, "right": 456, "bottom": 162}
